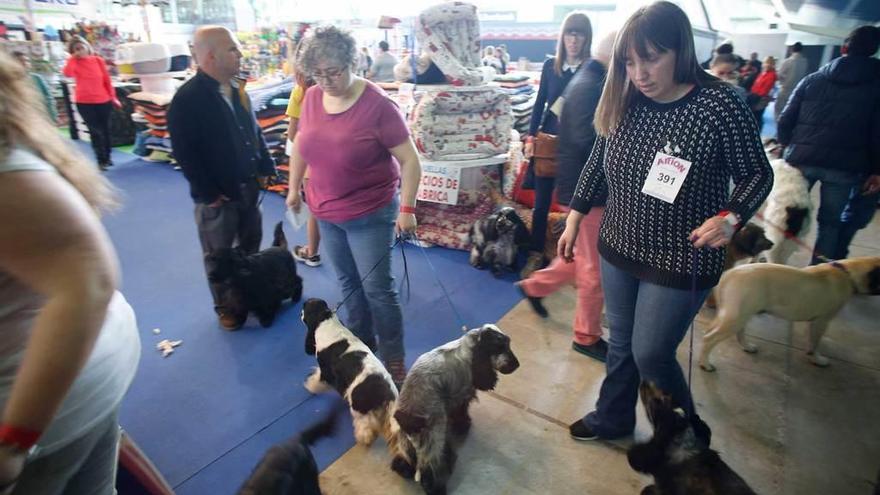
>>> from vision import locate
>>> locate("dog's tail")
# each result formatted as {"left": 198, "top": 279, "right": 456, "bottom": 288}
{"left": 300, "top": 400, "right": 346, "bottom": 446}
{"left": 272, "top": 221, "right": 288, "bottom": 250}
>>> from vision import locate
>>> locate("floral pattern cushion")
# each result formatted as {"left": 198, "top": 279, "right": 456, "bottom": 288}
{"left": 411, "top": 86, "right": 512, "bottom": 160}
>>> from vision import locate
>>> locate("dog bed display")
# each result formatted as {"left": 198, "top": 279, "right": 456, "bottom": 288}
{"left": 415, "top": 2, "right": 484, "bottom": 86}
{"left": 410, "top": 86, "right": 512, "bottom": 160}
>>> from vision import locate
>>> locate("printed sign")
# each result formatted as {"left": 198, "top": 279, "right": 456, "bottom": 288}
{"left": 417, "top": 163, "right": 461, "bottom": 205}
{"left": 641, "top": 151, "right": 692, "bottom": 204}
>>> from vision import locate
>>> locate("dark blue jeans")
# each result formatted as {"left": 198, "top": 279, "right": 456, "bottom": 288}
{"left": 838, "top": 188, "right": 879, "bottom": 259}
{"left": 317, "top": 197, "right": 404, "bottom": 362}
{"left": 799, "top": 166, "right": 864, "bottom": 264}
{"left": 529, "top": 176, "right": 556, "bottom": 253}
{"left": 582, "top": 257, "right": 709, "bottom": 439}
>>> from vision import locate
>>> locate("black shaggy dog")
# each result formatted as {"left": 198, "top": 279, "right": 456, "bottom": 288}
{"left": 468, "top": 206, "right": 529, "bottom": 276}
{"left": 206, "top": 222, "right": 303, "bottom": 327}
{"left": 628, "top": 382, "right": 756, "bottom": 495}
{"left": 236, "top": 403, "right": 342, "bottom": 495}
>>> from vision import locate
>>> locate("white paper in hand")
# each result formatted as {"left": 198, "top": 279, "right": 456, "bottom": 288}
{"left": 285, "top": 203, "right": 310, "bottom": 230}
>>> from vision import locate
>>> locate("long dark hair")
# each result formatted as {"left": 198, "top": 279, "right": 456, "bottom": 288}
{"left": 553, "top": 12, "right": 592, "bottom": 76}
{"left": 594, "top": 1, "right": 717, "bottom": 136}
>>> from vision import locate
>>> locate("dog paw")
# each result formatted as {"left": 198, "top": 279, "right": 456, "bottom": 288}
{"left": 741, "top": 343, "right": 758, "bottom": 354}
{"left": 304, "top": 372, "right": 330, "bottom": 394}
{"left": 699, "top": 362, "right": 717, "bottom": 372}
{"left": 809, "top": 353, "right": 830, "bottom": 367}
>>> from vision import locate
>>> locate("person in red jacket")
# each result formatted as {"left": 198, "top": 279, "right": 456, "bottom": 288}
{"left": 747, "top": 56, "right": 776, "bottom": 134}
{"left": 62, "top": 36, "right": 121, "bottom": 170}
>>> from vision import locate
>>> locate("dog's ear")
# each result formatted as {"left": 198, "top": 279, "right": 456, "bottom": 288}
{"left": 394, "top": 410, "right": 429, "bottom": 435}
{"left": 305, "top": 327, "right": 317, "bottom": 356}
{"left": 471, "top": 329, "right": 504, "bottom": 391}
{"left": 627, "top": 442, "right": 665, "bottom": 474}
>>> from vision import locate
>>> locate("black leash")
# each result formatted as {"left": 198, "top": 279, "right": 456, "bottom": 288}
{"left": 335, "top": 235, "right": 406, "bottom": 313}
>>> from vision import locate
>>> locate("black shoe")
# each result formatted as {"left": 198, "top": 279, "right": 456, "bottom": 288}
{"left": 569, "top": 420, "right": 599, "bottom": 441}
{"left": 516, "top": 284, "right": 548, "bottom": 318}
{"left": 572, "top": 340, "right": 608, "bottom": 362}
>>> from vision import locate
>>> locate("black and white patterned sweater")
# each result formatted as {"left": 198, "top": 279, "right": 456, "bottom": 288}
{"left": 570, "top": 83, "right": 773, "bottom": 290}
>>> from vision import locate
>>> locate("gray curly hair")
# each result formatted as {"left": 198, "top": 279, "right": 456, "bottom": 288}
{"left": 295, "top": 26, "right": 358, "bottom": 76}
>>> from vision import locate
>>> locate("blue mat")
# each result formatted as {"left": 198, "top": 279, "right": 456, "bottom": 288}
{"left": 87, "top": 144, "right": 522, "bottom": 492}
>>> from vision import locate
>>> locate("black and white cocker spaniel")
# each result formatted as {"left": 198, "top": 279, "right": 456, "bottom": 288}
{"left": 390, "top": 324, "right": 519, "bottom": 495}
{"left": 468, "top": 206, "right": 529, "bottom": 276}
{"left": 300, "top": 298, "right": 398, "bottom": 447}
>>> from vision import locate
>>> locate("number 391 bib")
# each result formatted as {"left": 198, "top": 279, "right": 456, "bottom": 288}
{"left": 641, "top": 151, "right": 692, "bottom": 204}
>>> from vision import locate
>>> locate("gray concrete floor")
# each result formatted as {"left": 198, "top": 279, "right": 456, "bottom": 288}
{"left": 320, "top": 207, "right": 880, "bottom": 495}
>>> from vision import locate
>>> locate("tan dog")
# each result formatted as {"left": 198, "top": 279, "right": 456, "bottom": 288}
{"left": 700, "top": 256, "right": 880, "bottom": 372}
{"left": 704, "top": 223, "right": 774, "bottom": 308}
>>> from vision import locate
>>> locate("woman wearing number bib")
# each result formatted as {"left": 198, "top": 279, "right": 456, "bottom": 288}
{"left": 557, "top": 1, "right": 772, "bottom": 443}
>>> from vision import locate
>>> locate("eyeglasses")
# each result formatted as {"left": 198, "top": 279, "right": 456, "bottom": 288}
{"left": 311, "top": 67, "right": 346, "bottom": 81}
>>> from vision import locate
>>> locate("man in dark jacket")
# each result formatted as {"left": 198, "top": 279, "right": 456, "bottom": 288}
{"left": 168, "top": 26, "right": 276, "bottom": 330}
{"left": 777, "top": 25, "right": 880, "bottom": 264}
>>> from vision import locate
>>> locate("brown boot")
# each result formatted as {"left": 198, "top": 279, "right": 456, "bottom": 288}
{"left": 218, "top": 312, "right": 245, "bottom": 331}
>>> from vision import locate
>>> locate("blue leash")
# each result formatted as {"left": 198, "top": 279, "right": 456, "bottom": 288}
{"left": 411, "top": 234, "right": 470, "bottom": 334}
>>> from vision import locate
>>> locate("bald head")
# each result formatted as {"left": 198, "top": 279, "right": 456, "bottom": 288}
{"left": 192, "top": 26, "right": 242, "bottom": 82}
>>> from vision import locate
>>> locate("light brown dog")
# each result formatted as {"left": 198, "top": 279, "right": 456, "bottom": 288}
{"left": 700, "top": 256, "right": 880, "bottom": 372}
{"left": 704, "top": 223, "right": 774, "bottom": 308}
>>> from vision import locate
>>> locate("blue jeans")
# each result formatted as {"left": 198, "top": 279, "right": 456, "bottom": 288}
{"left": 582, "top": 257, "right": 709, "bottom": 438}
{"left": 838, "top": 188, "right": 878, "bottom": 259}
{"left": 317, "top": 197, "right": 404, "bottom": 362}
{"left": 13, "top": 409, "right": 120, "bottom": 495}
{"left": 799, "top": 166, "right": 864, "bottom": 264}
{"left": 529, "top": 176, "right": 556, "bottom": 253}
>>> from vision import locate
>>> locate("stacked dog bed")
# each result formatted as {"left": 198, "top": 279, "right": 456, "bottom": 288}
{"left": 410, "top": 85, "right": 512, "bottom": 161}
{"left": 406, "top": 2, "right": 517, "bottom": 250}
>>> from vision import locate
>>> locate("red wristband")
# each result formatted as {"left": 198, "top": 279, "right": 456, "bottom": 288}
{"left": 717, "top": 210, "right": 741, "bottom": 229}
{"left": 0, "top": 424, "right": 41, "bottom": 451}
{"left": 400, "top": 205, "right": 416, "bottom": 214}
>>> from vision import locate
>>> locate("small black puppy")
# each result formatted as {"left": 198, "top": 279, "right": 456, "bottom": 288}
{"left": 206, "top": 222, "right": 303, "bottom": 327}
{"left": 236, "top": 404, "right": 342, "bottom": 495}
{"left": 628, "top": 382, "right": 756, "bottom": 495}
{"left": 468, "top": 206, "right": 529, "bottom": 276}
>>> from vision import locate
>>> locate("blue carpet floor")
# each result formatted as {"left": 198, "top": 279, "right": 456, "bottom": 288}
{"left": 84, "top": 144, "right": 523, "bottom": 493}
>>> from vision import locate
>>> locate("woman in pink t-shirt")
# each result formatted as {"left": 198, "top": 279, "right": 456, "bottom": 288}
{"left": 62, "top": 37, "right": 121, "bottom": 170}
{"left": 286, "top": 26, "right": 422, "bottom": 386}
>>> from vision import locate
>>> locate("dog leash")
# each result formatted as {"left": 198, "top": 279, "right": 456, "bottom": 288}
{"left": 688, "top": 248, "right": 700, "bottom": 394}
{"left": 335, "top": 236, "right": 405, "bottom": 313}
{"left": 411, "top": 233, "right": 470, "bottom": 334}
{"left": 753, "top": 211, "right": 834, "bottom": 263}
